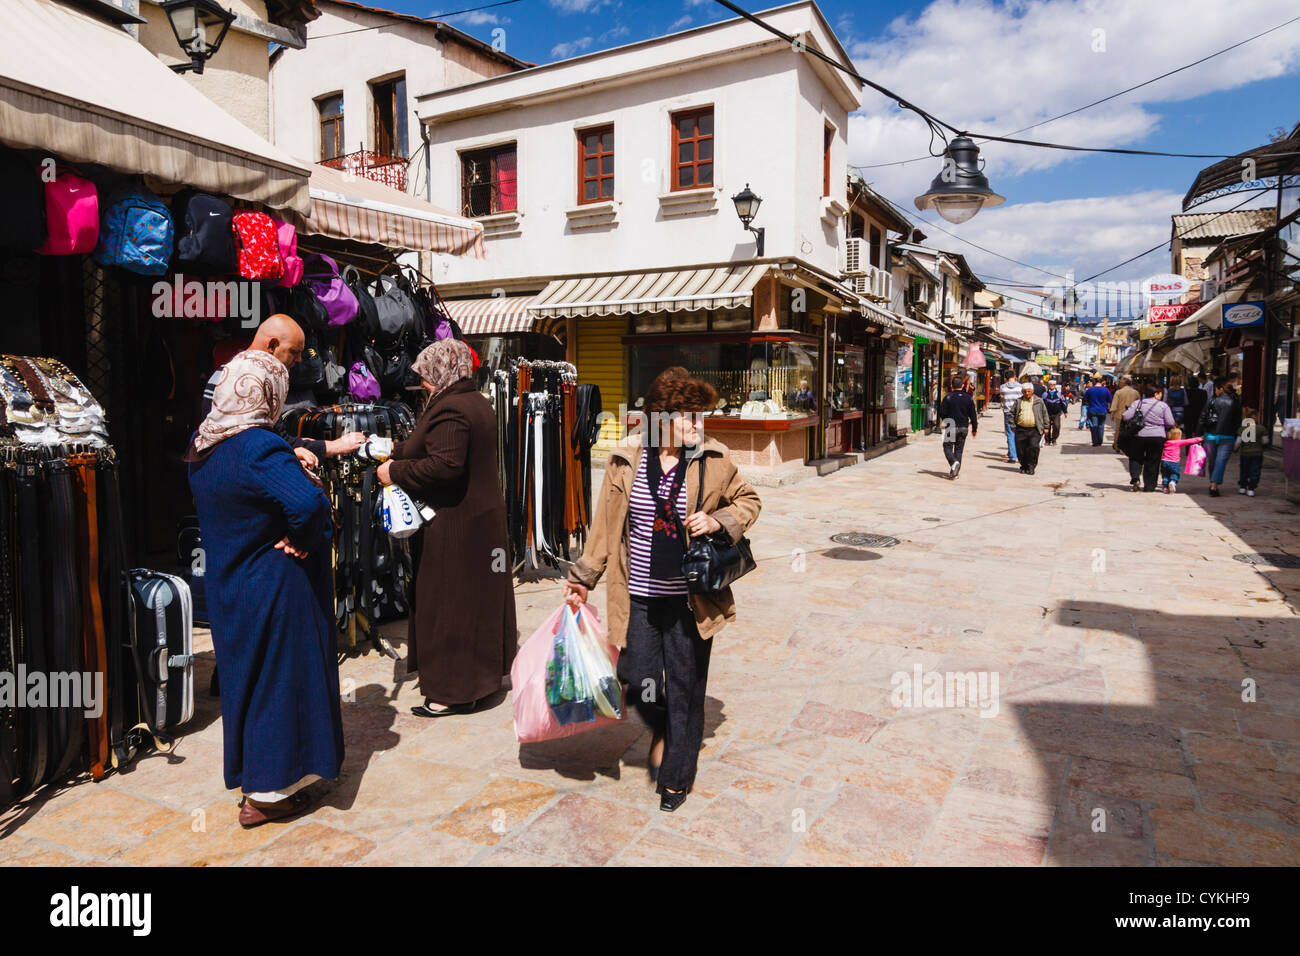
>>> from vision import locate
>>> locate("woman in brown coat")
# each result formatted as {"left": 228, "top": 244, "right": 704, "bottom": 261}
{"left": 564, "top": 367, "right": 761, "bottom": 811}
{"left": 377, "top": 340, "right": 517, "bottom": 716}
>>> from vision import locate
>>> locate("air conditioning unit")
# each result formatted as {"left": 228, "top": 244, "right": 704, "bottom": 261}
{"left": 870, "top": 266, "right": 892, "bottom": 301}
{"left": 842, "top": 237, "right": 869, "bottom": 277}
{"left": 848, "top": 274, "right": 871, "bottom": 296}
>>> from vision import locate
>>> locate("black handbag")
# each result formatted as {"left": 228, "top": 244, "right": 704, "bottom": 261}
{"left": 1120, "top": 399, "right": 1146, "bottom": 439}
{"left": 664, "top": 455, "right": 755, "bottom": 594}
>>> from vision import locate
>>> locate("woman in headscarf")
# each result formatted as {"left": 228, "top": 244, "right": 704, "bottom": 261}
{"left": 377, "top": 340, "right": 517, "bottom": 716}
{"left": 187, "top": 350, "right": 343, "bottom": 828}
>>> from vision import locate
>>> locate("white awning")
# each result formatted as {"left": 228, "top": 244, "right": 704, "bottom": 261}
{"left": 443, "top": 295, "right": 538, "bottom": 335}
{"left": 1165, "top": 340, "right": 1212, "bottom": 371}
{"left": 1173, "top": 288, "right": 1245, "bottom": 340}
{"left": 531, "top": 264, "right": 770, "bottom": 317}
{"left": 0, "top": 0, "right": 311, "bottom": 213}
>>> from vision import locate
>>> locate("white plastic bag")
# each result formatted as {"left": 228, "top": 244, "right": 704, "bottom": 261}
{"left": 381, "top": 484, "right": 423, "bottom": 539}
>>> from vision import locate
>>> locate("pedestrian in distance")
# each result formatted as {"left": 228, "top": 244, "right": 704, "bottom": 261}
{"left": 1042, "top": 379, "right": 1065, "bottom": 445}
{"left": 1160, "top": 426, "right": 1201, "bottom": 493}
{"left": 1199, "top": 377, "right": 1242, "bottom": 497}
{"left": 186, "top": 350, "right": 343, "bottom": 829}
{"left": 999, "top": 372, "right": 1023, "bottom": 464}
{"left": 1083, "top": 377, "right": 1112, "bottom": 446}
{"left": 939, "top": 374, "right": 978, "bottom": 479}
{"left": 1109, "top": 375, "right": 1140, "bottom": 453}
{"left": 1236, "top": 408, "right": 1264, "bottom": 496}
{"left": 1185, "top": 374, "right": 1208, "bottom": 438}
{"left": 376, "top": 339, "right": 518, "bottom": 717}
{"left": 564, "top": 367, "right": 761, "bottom": 812}
{"left": 1121, "top": 383, "right": 1175, "bottom": 492}
{"left": 1165, "top": 375, "right": 1188, "bottom": 428}
{"left": 1010, "top": 382, "right": 1048, "bottom": 475}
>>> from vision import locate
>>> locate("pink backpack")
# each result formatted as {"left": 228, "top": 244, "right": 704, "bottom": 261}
{"left": 35, "top": 168, "right": 98, "bottom": 255}
{"left": 231, "top": 210, "right": 283, "bottom": 281}
{"left": 271, "top": 216, "right": 302, "bottom": 287}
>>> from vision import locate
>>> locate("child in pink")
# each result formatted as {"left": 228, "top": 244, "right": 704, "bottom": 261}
{"left": 1162, "top": 426, "right": 1202, "bottom": 493}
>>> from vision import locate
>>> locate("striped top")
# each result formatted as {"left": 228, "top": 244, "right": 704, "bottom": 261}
{"left": 628, "top": 452, "right": 689, "bottom": 597}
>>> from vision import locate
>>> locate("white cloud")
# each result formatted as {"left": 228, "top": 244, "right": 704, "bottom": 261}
{"left": 600, "top": 24, "right": 631, "bottom": 42}
{"left": 442, "top": 11, "right": 501, "bottom": 25}
{"left": 550, "top": 36, "right": 594, "bottom": 58}
{"left": 669, "top": 15, "right": 692, "bottom": 30}
{"left": 548, "top": 0, "right": 610, "bottom": 12}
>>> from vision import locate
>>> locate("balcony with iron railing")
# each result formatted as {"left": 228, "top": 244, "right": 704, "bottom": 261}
{"left": 319, "top": 148, "right": 409, "bottom": 192}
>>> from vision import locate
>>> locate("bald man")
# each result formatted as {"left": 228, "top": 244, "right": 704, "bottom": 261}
{"left": 201, "top": 314, "right": 365, "bottom": 468}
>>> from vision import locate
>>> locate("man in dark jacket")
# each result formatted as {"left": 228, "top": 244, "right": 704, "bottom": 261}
{"left": 1010, "top": 382, "right": 1049, "bottom": 475}
{"left": 938, "top": 374, "right": 978, "bottom": 478}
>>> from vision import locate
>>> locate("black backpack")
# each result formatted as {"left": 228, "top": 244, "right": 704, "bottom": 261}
{"left": 0, "top": 149, "right": 47, "bottom": 251}
{"left": 173, "top": 191, "right": 237, "bottom": 274}
{"left": 283, "top": 282, "right": 328, "bottom": 334}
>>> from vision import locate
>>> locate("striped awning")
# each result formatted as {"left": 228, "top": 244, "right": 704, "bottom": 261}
{"left": 531, "top": 264, "right": 770, "bottom": 317}
{"left": 304, "top": 163, "right": 485, "bottom": 258}
{"left": 443, "top": 295, "right": 538, "bottom": 335}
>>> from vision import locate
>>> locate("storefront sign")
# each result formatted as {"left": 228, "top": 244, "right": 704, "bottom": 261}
{"left": 1222, "top": 301, "right": 1265, "bottom": 327}
{"left": 1035, "top": 352, "right": 1059, "bottom": 366}
{"left": 1147, "top": 302, "right": 1199, "bottom": 323}
{"left": 1139, "top": 323, "right": 1170, "bottom": 340}
{"left": 1141, "top": 274, "right": 1191, "bottom": 299}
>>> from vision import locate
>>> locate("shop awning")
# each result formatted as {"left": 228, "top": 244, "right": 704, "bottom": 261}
{"left": 531, "top": 264, "right": 770, "bottom": 318}
{"left": 898, "top": 315, "right": 947, "bottom": 340}
{"left": 442, "top": 295, "right": 538, "bottom": 335}
{"left": 1173, "top": 288, "right": 1245, "bottom": 340}
{"left": 0, "top": 0, "right": 311, "bottom": 214}
{"left": 860, "top": 300, "right": 904, "bottom": 333}
{"left": 305, "top": 163, "right": 485, "bottom": 258}
{"left": 1164, "top": 339, "right": 1212, "bottom": 371}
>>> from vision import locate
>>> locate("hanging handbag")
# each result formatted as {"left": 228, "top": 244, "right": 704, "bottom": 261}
{"left": 370, "top": 274, "right": 422, "bottom": 350}
{"left": 1120, "top": 399, "right": 1146, "bottom": 439}
{"left": 303, "top": 253, "right": 359, "bottom": 326}
{"left": 663, "top": 455, "right": 755, "bottom": 594}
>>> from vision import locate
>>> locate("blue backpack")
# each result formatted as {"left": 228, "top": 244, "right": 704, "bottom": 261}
{"left": 94, "top": 183, "right": 173, "bottom": 275}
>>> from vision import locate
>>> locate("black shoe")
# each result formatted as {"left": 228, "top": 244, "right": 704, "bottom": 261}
{"left": 1027, "top": 466, "right": 1035, "bottom": 475}
{"left": 659, "top": 788, "right": 689, "bottom": 812}
{"left": 412, "top": 698, "right": 478, "bottom": 718}
{"left": 1129, "top": 482, "right": 1139, "bottom": 492}
{"left": 1209, "top": 488, "right": 1221, "bottom": 498}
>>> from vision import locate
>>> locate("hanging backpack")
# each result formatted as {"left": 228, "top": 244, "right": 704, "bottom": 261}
{"left": 303, "top": 253, "right": 358, "bottom": 327}
{"left": 289, "top": 331, "right": 325, "bottom": 391}
{"left": 231, "top": 210, "right": 283, "bottom": 281}
{"left": 0, "top": 149, "right": 48, "bottom": 251}
{"left": 282, "top": 282, "right": 328, "bottom": 334}
{"left": 343, "top": 265, "right": 379, "bottom": 338}
{"left": 35, "top": 168, "right": 98, "bottom": 255}
{"left": 173, "top": 191, "right": 236, "bottom": 274}
{"left": 271, "top": 215, "right": 303, "bottom": 288}
{"left": 370, "top": 274, "right": 423, "bottom": 351}
{"left": 94, "top": 182, "right": 173, "bottom": 275}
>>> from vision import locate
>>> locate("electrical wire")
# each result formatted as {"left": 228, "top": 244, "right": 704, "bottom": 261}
{"left": 306, "top": 0, "right": 524, "bottom": 41}
{"left": 716, "top": 0, "right": 1300, "bottom": 162}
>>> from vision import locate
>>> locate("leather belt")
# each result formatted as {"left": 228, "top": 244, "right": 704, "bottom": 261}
{"left": 69, "top": 452, "right": 109, "bottom": 779}
{"left": 14, "top": 462, "right": 49, "bottom": 793}
{"left": 45, "top": 458, "right": 85, "bottom": 782}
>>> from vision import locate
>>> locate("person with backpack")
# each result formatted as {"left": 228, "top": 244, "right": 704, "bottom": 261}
{"left": 1200, "top": 377, "right": 1243, "bottom": 497}
{"left": 1165, "top": 375, "right": 1188, "bottom": 427}
{"left": 938, "top": 374, "right": 979, "bottom": 478}
{"left": 1120, "top": 384, "right": 1175, "bottom": 492}
{"left": 1083, "top": 377, "right": 1112, "bottom": 446}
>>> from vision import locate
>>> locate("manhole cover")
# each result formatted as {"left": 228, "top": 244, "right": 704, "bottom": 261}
{"left": 830, "top": 532, "right": 900, "bottom": 548}
{"left": 1055, "top": 491, "right": 1095, "bottom": 498}
{"left": 1233, "top": 553, "right": 1300, "bottom": 569}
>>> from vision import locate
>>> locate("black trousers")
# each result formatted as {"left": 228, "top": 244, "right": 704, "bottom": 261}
{"left": 619, "top": 595, "right": 713, "bottom": 793}
{"left": 1015, "top": 426, "right": 1042, "bottom": 470}
{"left": 1128, "top": 435, "right": 1165, "bottom": 491}
{"left": 1046, "top": 413, "right": 1062, "bottom": 444}
{"left": 943, "top": 427, "right": 968, "bottom": 466}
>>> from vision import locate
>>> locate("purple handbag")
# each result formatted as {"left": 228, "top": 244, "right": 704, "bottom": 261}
{"left": 349, "top": 362, "right": 381, "bottom": 401}
{"left": 303, "top": 253, "right": 359, "bottom": 327}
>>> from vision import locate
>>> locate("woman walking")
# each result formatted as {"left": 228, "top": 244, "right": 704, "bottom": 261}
{"left": 1199, "top": 377, "right": 1242, "bottom": 497}
{"left": 564, "top": 368, "right": 761, "bottom": 811}
{"left": 1120, "top": 384, "right": 1176, "bottom": 492}
{"left": 377, "top": 340, "right": 517, "bottom": 716}
{"left": 1165, "top": 375, "right": 1188, "bottom": 428}
{"left": 187, "top": 350, "right": 343, "bottom": 828}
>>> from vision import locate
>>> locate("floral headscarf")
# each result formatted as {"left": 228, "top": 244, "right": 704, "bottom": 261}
{"left": 188, "top": 350, "right": 288, "bottom": 459}
{"left": 412, "top": 339, "right": 474, "bottom": 401}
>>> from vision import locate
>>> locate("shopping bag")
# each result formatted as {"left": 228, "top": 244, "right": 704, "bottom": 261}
{"left": 511, "top": 603, "right": 623, "bottom": 742}
{"left": 1185, "top": 443, "right": 1207, "bottom": 477}
{"left": 571, "top": 608, "right": 622, "bottom": 720}
{"left": 546, "top": 607, "right": 596, "bottom": 724}
{"left": 380, "top": 484, "right": 422, "bottom": 538}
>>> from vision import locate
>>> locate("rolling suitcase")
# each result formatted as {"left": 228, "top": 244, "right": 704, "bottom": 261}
{"left": 126, "top": 570, "right": 195, "bottom": 734}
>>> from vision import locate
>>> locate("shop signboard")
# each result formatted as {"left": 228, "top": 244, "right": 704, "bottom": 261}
{"left": 1141, "top": 273, "right": 1191, "bottom": 299}
{"left": 1035, "top": 352, "right": 1059, "bottom": 366}
{"left": 1222, "top": 301, "right": 1265, "bottom": 328}
{"left": 1147, "top": 302, "right": 1199, "bottom": 323}
{"left": 1140, "top": 323, "right": 1170, "bottom": 340}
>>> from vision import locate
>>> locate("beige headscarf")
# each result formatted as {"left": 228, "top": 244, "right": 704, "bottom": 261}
{"left": 188, "top": 350, "right": 288, "bottom": 459}
{"left": 412, "top": 339, "right": 475, "bottom": 401}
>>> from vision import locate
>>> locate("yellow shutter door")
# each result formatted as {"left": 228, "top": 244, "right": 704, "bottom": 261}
{"left": 576, "top": 316, "right": 626, "bottom": 453}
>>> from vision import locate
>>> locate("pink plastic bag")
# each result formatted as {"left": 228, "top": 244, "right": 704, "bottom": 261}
{"left": 1185, "top": 443, "right": 1206, "bottom": 477}
{"left": 511, "top": 602, "right": 623, "bottom": 742}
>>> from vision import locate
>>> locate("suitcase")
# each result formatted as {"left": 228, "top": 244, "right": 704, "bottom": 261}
{"left": 126, "top": 570, "right": 195, "bottom": 733}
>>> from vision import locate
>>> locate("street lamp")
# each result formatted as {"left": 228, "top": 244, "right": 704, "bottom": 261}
{"left": 161, "top": 0, "right": 236, "bottom": 75}
{"left": 731, "top": 183, "right": 765, "bottom": 256}
{"left": 914, "top": 136, "right": 1005, "bottom": 225}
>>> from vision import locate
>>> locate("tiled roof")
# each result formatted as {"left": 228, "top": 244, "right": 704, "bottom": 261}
{"left": 1171, "top": 209, "right": 1276, "bottom": 241}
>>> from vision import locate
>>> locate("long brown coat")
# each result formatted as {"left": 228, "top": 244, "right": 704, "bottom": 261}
{"left": 389, "top": 379, "right": 517, "bottom": 704}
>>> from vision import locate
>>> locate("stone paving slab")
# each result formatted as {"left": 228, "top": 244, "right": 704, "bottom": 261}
{"left": 3, "top": 414, "right": 1298, "bottom": 866}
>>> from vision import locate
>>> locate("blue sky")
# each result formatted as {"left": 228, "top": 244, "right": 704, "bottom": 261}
{"left": 414, "top": 0, "right": 1300, "bottom": 313}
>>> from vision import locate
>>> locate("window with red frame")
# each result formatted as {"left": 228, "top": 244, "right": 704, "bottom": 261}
{"left": 578, "top": 125, "right": 614, "bottom": 203}
{"left": 461, "top": 144, "right": 517, "bottom": 217}
{"left": 671, "top": 107, "right": 713, "bottom": 190}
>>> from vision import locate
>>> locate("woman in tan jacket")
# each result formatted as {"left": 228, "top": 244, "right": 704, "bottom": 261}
{"left": 564, "top": 367, "right": 761, "bottom": 812}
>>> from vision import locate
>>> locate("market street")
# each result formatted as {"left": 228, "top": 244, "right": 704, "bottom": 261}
{"left": 3, "top": 414, "right": 1296, "bottom": 867}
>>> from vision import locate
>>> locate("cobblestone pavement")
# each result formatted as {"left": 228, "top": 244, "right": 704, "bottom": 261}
{"left": 4, "top": 413, "right": 1298, "bottom": 866}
